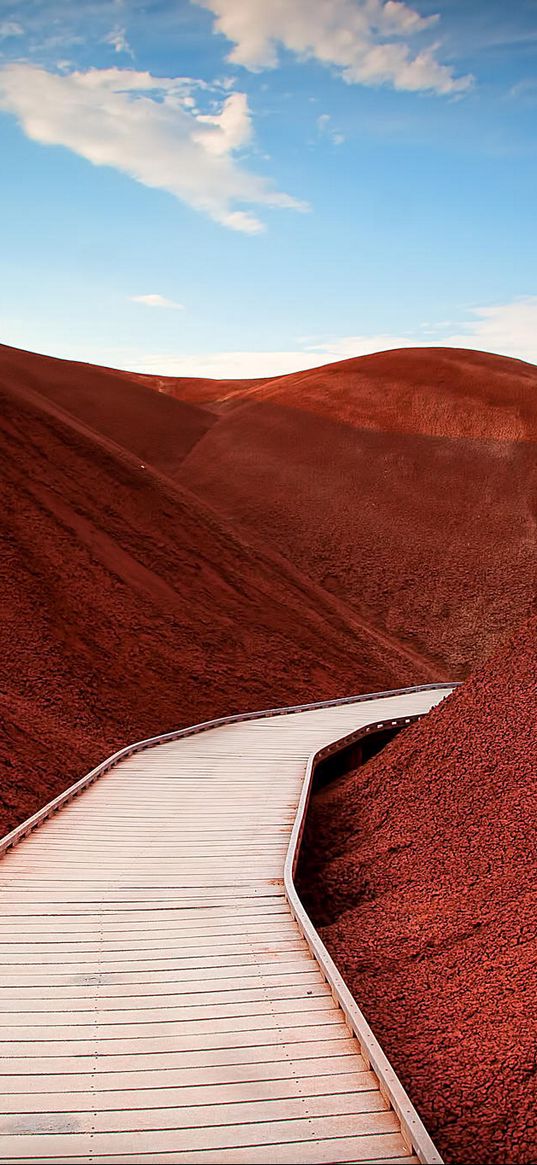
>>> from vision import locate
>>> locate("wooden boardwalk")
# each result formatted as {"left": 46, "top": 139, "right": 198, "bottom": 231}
{"left": 0, "top": 686, "right": 453, "bottom": 1164}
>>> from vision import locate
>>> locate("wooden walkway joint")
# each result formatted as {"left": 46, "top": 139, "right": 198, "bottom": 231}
{"left": 0, "top": 684, "right": 454, "bottom": 1163}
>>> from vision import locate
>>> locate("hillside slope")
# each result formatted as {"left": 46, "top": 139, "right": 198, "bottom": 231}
{"left": 0, "top": 343, "right": 214, "bottom": 477}
{"left": 172, "top": 348, "right": 537, "bottom": 674}
{"left": 222, "top": 346, "right": 537, "bottom": 439}
{"left": 297, "top": 616, "right": 537, "bottom": 1165}
{"left": 0, "top": 374, "right": 429, "bottom": 835}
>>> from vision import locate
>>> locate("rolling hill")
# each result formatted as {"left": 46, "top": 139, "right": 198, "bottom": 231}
{"left": 1, "top": 341, "right": 535, "bottom": 833}
{"left": 0, "top": 359, "right": 429, "bottom": 834}
{"left": 1, "top": 340, "right": 535, "bottom": 1162}
{"left": 169, "top": 347, "right": 537, "bottom": 675}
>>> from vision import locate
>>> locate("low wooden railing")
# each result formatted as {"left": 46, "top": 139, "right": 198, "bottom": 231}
{"left": 0, "top": 682, "right": 455, "bottom": 856}
{"left": 284, "top": 711, "right": 445, "bottom": 1164}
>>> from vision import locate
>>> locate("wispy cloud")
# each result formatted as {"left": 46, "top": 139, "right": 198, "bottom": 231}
{"left": 95, "top": 298, "right": 537, "bottom": 378}
{"left": 443, "top": 297, "right": 537, "bottom": 364}
{"left": 302, "top": 299, "right": 537, "bottom": 368}
{"left": 317, "top": 113, "right": 345, "bottom": 145}
{"left": 0, "top": 20, "right": 23, "bottom": 39}
{"left": 104, "top": 26, "right": 133, "bottom": 57}
{"left": 130, "top": 294, "right": 184, "bottom": 310}
{"left": 0, "top": 64, "right": 306, "bottom": 232}
{"left": 195, "top": 0, "right": 472, "bottom": 95}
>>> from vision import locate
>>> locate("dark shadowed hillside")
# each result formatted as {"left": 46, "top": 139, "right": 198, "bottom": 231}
{"left": 0, "top": 343, "right": 215, "bottom": 477}
{"left": 0, "top": 371, "right": 429, "bottom": 834}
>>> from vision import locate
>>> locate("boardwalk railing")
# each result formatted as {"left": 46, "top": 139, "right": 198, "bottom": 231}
{"left": 285, "top": 712, "right": 443, "bottom": 1164}
{"left": 0, "top": 683, "right": 455, "bottom": 858}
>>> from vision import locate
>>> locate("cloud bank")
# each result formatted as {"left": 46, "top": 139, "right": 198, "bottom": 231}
{"left": 130, "top": 294, "right": 184, "bottom": 310}
{"left": 196, "top": 0, "right": 472, "bottom": 95}
{"left": 102, "top": 298, "right": 537, "bottom": 378}
{"left": 0, "top": 64, "right": 305, "bottom": 232}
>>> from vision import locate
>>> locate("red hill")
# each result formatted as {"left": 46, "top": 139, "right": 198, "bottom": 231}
{"left": 169, "top": 347, "right": 537, "bottom": 675}
{"left": 133, "top": 370, "right": 269, "bottom": 409}
{"left": 0, "top": 369, "right": 427, "bottom": 835}
{"left": 0, "top": 343, "right": 214, "bottom": 477}
{"left": 297, "top": 615, "right": 537, "bottom": 1164}
{"left": 224, "top": 346, "right": 537, "bottom": 439}
{"left": 1, "top": 342, "right": 535, "bottom": 833}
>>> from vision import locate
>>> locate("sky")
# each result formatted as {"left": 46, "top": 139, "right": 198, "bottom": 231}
{"left": 0, "top": 0, "right": 536, "bottom": 376}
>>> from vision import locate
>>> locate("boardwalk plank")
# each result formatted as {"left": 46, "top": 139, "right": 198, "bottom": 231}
{"left": 0, "top": 689, "right": 451, "bottom": 1164}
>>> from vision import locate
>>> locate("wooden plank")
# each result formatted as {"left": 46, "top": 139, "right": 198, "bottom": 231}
{"left": 2, "top": 998, "right": 336, "bottom": 1029}
{"left": 1, "top": 1007, "right": 345, "bottom": 1042}
{"left": 0, "top": 1052, "right": 368, "bottom": 1095}
{"left": 0, "top": 1111, "right": 400, "bottom": 1157}
{"left": 0, "top": 1020, "right": 352, "bottom": 1058}
{"left": 0, "top": 1036, "right": 361, "bottom": 1075}
{"left": 78, "top": 1141, "right": 416, "bottom": 1164}
{"left": 0, "top": 981, "right": 332, "bottom": 1014}
{"left": 0, "top": 690, "right": 451, "bottom": 1165}
{"left": 0, "top": 968, "right": 326, "bottom": 1001}
{"left": 0, "top": 1091, "right": 390, "bottom": 1136}
{"left": 0, "top": 924, "right": 302, "bottom": 950}
{"left": 0, "top": 1069, "right": 379, "bottom": 1112}
{"left": 0, "top": 955, "right": 321, "bottom": 988}
{"left": 0, "top": 937, "right": 310, "bottom": 965}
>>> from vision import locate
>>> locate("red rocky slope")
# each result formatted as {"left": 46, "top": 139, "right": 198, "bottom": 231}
{"left": 297, "top": 616, "right": 537, "bottom": 1165}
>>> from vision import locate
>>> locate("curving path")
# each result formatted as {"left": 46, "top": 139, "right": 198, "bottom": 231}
{"left": 0, "top": 685, "right": 454, "bottom": 1164}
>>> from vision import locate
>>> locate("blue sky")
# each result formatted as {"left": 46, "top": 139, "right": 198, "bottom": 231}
{"left": 0, "top": 0, "right": 536, "bottom": 376}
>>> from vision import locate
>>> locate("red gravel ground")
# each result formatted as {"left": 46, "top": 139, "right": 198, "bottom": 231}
{"left": 0, "top": 368, "right": 430, "bottom": 835}
{"left": 297, "top": 617, "right": 537, "bottom": 1165}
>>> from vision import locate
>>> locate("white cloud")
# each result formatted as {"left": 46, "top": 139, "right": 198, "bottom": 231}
{"left": 4, "top": 299, "right": 535, "bottom": 381}
{"left": 130, "top": 293, "right": 184, "bottom": 310}
{"left": 303, "top": 300, "right": 537, "bottom": 367}
{"left": 444, "top": 297, "right": 537, "bottom": 365}
{"left": 114, "top": 336, "right": 417, "bottom": 378}
{"left": 317, "top": 112, "right": 345, "bottom": 145}
{"left": 114, "top": 349, "right": 332, "bottom": 378}
{"left": 196, "top": 0, "right": 472, "bottom": 95}
{"left": 104, "top": 26, "right": 133, "bottom": 57}
{"left": 0, "top": 64, "right": 306, "bottom": 232}
{"left": 94, "top": 298, "right": 537, "bottom": 378}
{"left": 194, "top": 89, "right": 253, "bottom": 154}
{"left": 0, "top": 20, "right": 23, "bottom": 38}
{"left": 302, "top": 299, "right": 537, "bottom": 368}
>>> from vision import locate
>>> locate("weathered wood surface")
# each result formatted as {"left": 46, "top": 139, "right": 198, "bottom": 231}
{"left": 0, "top": 688, "right": 451, "bottom": 1163}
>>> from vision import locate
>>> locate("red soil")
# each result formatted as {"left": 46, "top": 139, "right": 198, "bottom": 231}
{"left": 1, "top": 341, "right": 535, "bottom": 835}
{"left": 0, "top": 343, "right": 214, "bottom": 476}
{"left": 6, "top": 345, "right": 533, "bottom": 679}
{"left": 133, "top": 371, "right": 269, "bottom": 408}
{"left": 297, "top": 617, "right": 537, "bottom": 1165}
{"left": 1, "top": 341, "right": 535, "bottom": 1162}
{"left": 171, "top": 348, "right": 537, "bottom": 676}
{"left": 226, "top": 347, "right": 537, "bottom": 440}
{"left": 0, "top": 370, "right": 429, "bottom": 836}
